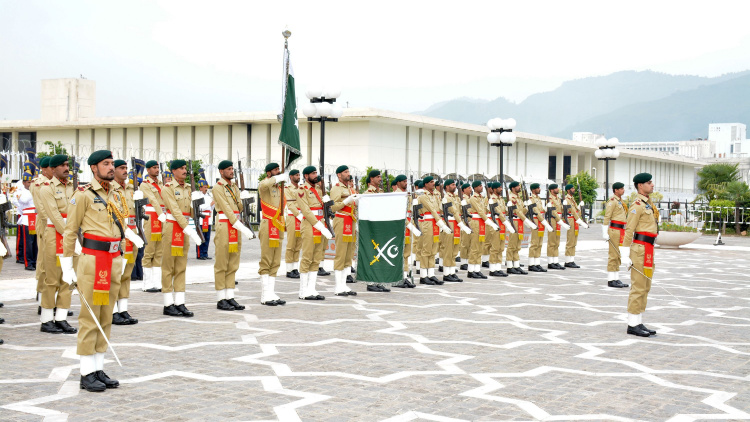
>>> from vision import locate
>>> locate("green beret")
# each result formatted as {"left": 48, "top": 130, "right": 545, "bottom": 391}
{"left": 509, "top": 181, "right": 520, "bottom": 189}
{"left": 289, "top": 169, "right": 300, "bottom": 176}
{"left": 369, "top": 169, "right": 381, "bottom": 178}
{"left": 549, "top": 183, "right": 558, "bottom": 190}
{"left": 612, "top": 182, "right": 625, "bottom": 190}
{"left": 444, "top": 179, "right": 455, "bottom": 187}
{"left": 416, "top": 180, "right": 424, "bottom": 188}
{"left": 40, "top": 157, "right": 51, "bottom": 168}
{"left": 145, "top": 160, "right": 158, "bottom": 169}
{"left": 49, "top": 154, "right": 68, "bottom": 168}
{"left": 265, "top": 162, "right": 279, "bottom": 173}
{"left": 303, "top": 165, "right": 317, "bottom": 175}
{"left": 113, "top": 159, "right": 127, "bottom": 168}
{"left": 633, "top": 173, "right": 652, "bottom": 185}
{"left": 170, "top": 159, "right": 187, "bottom": 171}
{"left": 395, "top": 174, "right": 407, "bottom": 183}
{"left": 421, "top": 176, "right": 433, "bottom": 185}
{"left": 219, "top": 160, "right": 234, "bottom": 170}
{"left": 471, "top": 180, "right": 482, "bottom": 188}
{"left": 565, "top": 183, "right": 574, "bottom": 191}
{"left": 492, "top": 182, "right": 502, "bottom": 189}
{"left": 461, "top": 183, "right": 471, "bottom": 190}
{"left": 435, "top": 179, "right": 442, "bottom": 186}
{"left": 336, "top": 165, "right": 349, "bottom": 174}
{"left": 530, "top": 183, "right": 540, "bottom": 190}
{"left": 87, "top": 150, "right": 112, "bottom": 166}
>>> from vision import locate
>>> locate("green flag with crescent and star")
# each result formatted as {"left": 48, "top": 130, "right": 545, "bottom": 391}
{"left": 356, "top": 192, "right": 408, "bottom": 284}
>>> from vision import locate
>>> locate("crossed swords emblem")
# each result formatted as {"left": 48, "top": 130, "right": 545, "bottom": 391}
{"left": 370, "top": 237, "right": 398, "bottom": 266}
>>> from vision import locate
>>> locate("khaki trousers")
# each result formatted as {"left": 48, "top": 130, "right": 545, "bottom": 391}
{"left": 439, "top": 221, "right": 459, "bottom": 269}
{"left": 142, "top": 220, "right": 163, "bottom": 268}
{"left": 41, "top": 226, "right": 72, "bottom": 310}
{"left": 505, "top": 220, "right": 522, "bottom": 262}
{"left": 333, "top": 217, "right": 356, "bottom": 271}
{"left": 488, "top": 226, "right": 504, "bottom": 264}
{"left": 258, "top": 219, "right": 285, "bottom": 276}
{"left": 419, "top": 220, "right": 439, "bottom": 268}
{"left": 118, "top": 249, "right": 136, "bottom": 300}
{"left": 459, "top": 229, "right": 470, "bottom": 261}
{"left": 160, "top": 222, "right": 189, "bottom": 293}
{"left": 299, "top": 221, "right": 324, "bottom": 273}
{"left": 284, "top": 215, "right": 302, "bottom": 264}
{"left": 36, "top": 230, "right": 46, "bottom": 292}
{"left": 77, "top": 254, "right": 123, "bottom": 356}
{"left": 214, "top": 221, "right": 242, "bottom": 290}
{"left": 468, "top": 219, "right": 483, "bottom": 265}
{"left": 403, "top": 234, "right": 412, "bottom": 271}
{"left": 528, "top": 220, "right": 544, "bottom": 258}
{"left": 565, "top": 217, "right": 578, "bottom": 257}
{"left": 547, "top": 227, "right": 561, "bottom": 257}
{"left": 627, "top": 243, "right": 652, "bottom": 314}
{"left": 607, "top": 228, "right": 623, "bottom": 271}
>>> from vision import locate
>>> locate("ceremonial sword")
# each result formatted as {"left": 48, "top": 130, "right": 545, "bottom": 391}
{"left": 605, "top": 237, "right": 683, "bottom": 302}
{"left": 70, "top": 282, "right": 123, "bottom": 367}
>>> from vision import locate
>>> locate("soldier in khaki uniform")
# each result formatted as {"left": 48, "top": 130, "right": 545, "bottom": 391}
{"left": 257, "top": 163, "right": 290, "bottom": 305}
{"left": 487, "top": 182, "right": 514, "bottom": 277}
{"left": 526, "top": 183, "right": 554, "bottom": 272}
{"left": 412, "top": 180, "right": 425, "bottom": 275}
{"left": 439, "top": 179, "right": 469, "bottom": 282}
{"left": 620, "top": 173, "right": 659, "bottom": 337}
{"left": 212, "top": 160, "right": 256, "bottom": 310}
{"left": 466, "top": 181, "right": 498, "bottom": 279}
{"left": 393, "top": 174, "right": 419, "bottom": 288}
{"left": 31, "top": 157, "right": 52, "bottom": 310}
{"left": 562, "top": 184, "right": 589, "bottom": 268}
{"left": 111, "top": 160, "right": 140, "bottom": 325}
{"left": 329, "top": 165, "right": 360, "bottom": 296}
{"left": 417, "top": 176, "right": 451, "bottom": 285}
{"left": 160, "top": 160, "right": 203, "bottom": 317}
{"left": 545, "top": 184, "right": 569, "bottom": 270}
{"left": 296, "top": 166, "right": 333, "bottom": 299}
{"left": 61, "top": 150, "right": 143, "bottom": 392}
{"left": 139, "top": 160, "right": 165, "bottom": 293}
{"left": 284, "top": 169, "right": 302, "bottom": 278}
{"left": 39, "top": 155, "right": 80, "bottom": 334}
{"left": 505, "top": 181, "right": 536, "bottom": 274}
{"left": 602, "top": 181, "right": 630, "bottom": 288}
{"left": 458, "top": 183, "right": 472, "bottom": 271}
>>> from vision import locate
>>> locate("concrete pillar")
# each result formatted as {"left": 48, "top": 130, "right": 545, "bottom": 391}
{"left": 555, "top": 150, "right": 564, "bottom": 182}
{"left": 570, "top": 152, "right": 579, "bottom": 176}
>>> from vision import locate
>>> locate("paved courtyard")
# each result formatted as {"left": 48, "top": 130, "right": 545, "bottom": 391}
{"left": 1, "top": 229, "right": 749, "bottom": 421}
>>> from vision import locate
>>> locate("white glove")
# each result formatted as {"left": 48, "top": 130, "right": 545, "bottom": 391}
{"left": 232, "top": 220, "right": 255, "bottom": 239}
{"left": 133, "top": 191, "right": 144, "bottom": 201}
{"left": 576, "top": 218, "right": 589, "bottom": 229}
{"left": 560, "top": 221, "right": 570, "bottom": 230}
{"left": 546, "top": 201, "right": 552, "bottom": 209}
{"left": 484, "top": 219, "right": 499, "bottom": 231}
{"left": 601, "top": 225, "right": 609, "bottom": 240}
{"left": 322, "top": 194, "right": 331, "bottom": 203}
{"left": 460, "top": 199, "right": 468, "bottom": 207}
{"left": 458, "top": 221, "right": 472, "bottom": 234}
{"left": 442, "top": 196, "right": 449, "bottom": 204}
{"left": 75, "top": 239, "right": 83, "bottom": 255}
{"left": 124, "top": 227, "right": 145, "bottom": 249}
{"left": 60, "top": 256, "right": 77, "bottom": 285}
{"left": 407, "top": 222, "right": 421, "bottom": 237}
{"left": 620, "top": 247, "right": 632, "bottom": 268}
{"left": 343, "top": 194, "right": 359, "bottom": 205}
{"left": 542, "top": 219, "right": 553, "bottom": 232}
{"left": 523, "top": 218, "right": 537, "bottom": 230}
{"left": 579, "top": 201, "right": 585, "bottom": 209}
{"left": 191, "top": 191, "right": 203, "bottom": 201}
{"left": 183, "top": 226, "right": 202, "bottom": 245}
{"left": 274, "top": 172, "right": 290, "bottom": 185}
{"left": 121, "top": 262, "right": 127, "bottom": 277}
{"left": 240, "top": 190, "right": 251, "bottom": 199}
{"left": 412, "top": 198, "right": 420, "bottom": 207}
{"left": 562, "top": 199, "right": 568, "bottom": 206}
{"left": 437, "top": 220, "right": 452, "bottom": 234}
{"left": 313, "top": 221, "right": 333, "bottom": 239}
{"left": 0, "top": 241, "right": 6, "bottom": 257}
{"left": 158, "top": 213, "right": 167, "bottom": 223}
{"left": 503, "top": 219, "right": 515, "bottom": 234}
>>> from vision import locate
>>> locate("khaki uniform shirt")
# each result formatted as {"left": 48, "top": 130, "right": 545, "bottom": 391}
{"left": 468, "top": 192, "right": 488, "bottom": 220}
{"left": 507, "top": 191, "right": 528, "bottom": 222}
{"left": 212, "top": 179, "right": 241, "bottom": 225}
{"left": 444, "top": 191, "right": 461, "bottom": 221}
{"left": 330, "top": 181, "right": 357, "bottom": 213}
{"left": 622, "top": 194, "right": 658, "bottom": 247}
{"left": 364, "top": 185, "right": 381, "bottom": 194}
{"left": 30, "top": 175, "right": 49, "bottom": 224}
{"left": 530, "top": 194, "right": 546, "bottom": 222}
{"left": 258, "top": 175, "right": 286, "bottom": 225}
{"left": 295, "top": 180, "right": 323, "bottom": 226}
{"left": 564, "top": 193, "right": 582, "bottom": 221}
{"left": 140, "top": 176, "right": 165, "bottom": 217}
{"left": 162, "top": 180, "right": 192, "bottom": 229}
{"left": 417, "top": 188, "right": 441, "bottom": 219}
{"left": 63, "top": 179, "right": 127, "bottom": 256}
{"left": 40, "top": 176, "right": 75, "bottom": 235}
{"left": 603, "top": 195, "right": 628, "bottom": 225}
{"left": 488, "top": 193, "right": 508, "bottom": 223}
{"left": 285, "top": 184, "right": 300, "bottom": 217}
{"left": 548, "top": 194, "right": 564, "bottom": 223}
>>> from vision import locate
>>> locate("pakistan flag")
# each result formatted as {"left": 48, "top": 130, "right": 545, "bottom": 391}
{"left": 356, "top": 192, "right": 408, "bottom": 284}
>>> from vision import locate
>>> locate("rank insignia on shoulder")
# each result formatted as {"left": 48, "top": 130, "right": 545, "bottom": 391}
{"left": 299, "top": 192, "right": 304, "bottom": 198}
{"left": 70, "top": 198, "right": 76, "bottom": 205}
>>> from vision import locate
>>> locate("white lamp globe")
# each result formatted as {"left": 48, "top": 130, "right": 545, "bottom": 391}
{"left": 604, "top": 149, "right": 614, "bottom": 158}
{"left": 326, "top": 88, "right": 341, "bottom": 99}
{"left": 499, "top": 131, "right": 516, "bottom": 144}
{"left": 306, "top": 87, "right": 322, "bottom": 99}
{"left": 316, "top": 102, "right": 332, "bottom": 117}
{"left": 612, "top": 149, "right": 620, "bottom": 158}
{"left": 504, "top": 118, "right": 517, "bottom": 130}
{"left": 595, "top": 149, "right": 604, "bottom": 159}
{"left": 302, "top": 103, "right": 318, "bottom": 118}
{"left": 491, "top": 118, "right": 503, "bottom": 130}
{"left": 330, "top": 104, "right": 344, "bottom": 118}
{"left": 487, "top": 132, "right": 500, "bottom": 143}
{"left": 595, "top": 136, "right": 606, "bottom": 147}
{"left": 609, "top": 137, "right": 619, "bottom": 147}
{"left": 487, "top": 119, "right": 496, "bottom": 130}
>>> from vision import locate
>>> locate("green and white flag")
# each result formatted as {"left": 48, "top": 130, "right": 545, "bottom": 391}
{"left": 278, "top": 47, "right": 301, "bottom": 167}
{"left": 356, "top": 192, "right": 408, "bottom": 284}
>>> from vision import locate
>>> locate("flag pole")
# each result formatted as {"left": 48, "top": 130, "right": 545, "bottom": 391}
{"left": 281, "top": 29, "right": 292, "bottom": 172}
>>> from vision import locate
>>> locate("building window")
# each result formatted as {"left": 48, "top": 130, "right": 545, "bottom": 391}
{"left": 548, "top": 156, "right": 556, "bottom": 180}
{"left": 1, "top": 132, "right": 10, "bottom": 151}
{"left": 18, "top": 132, "right": 36, "bottom": 152}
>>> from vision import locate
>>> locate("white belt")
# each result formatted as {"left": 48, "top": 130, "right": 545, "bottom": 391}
{"left": 447, "top": 216, "right": 456, "bottom": 221}
{"left": 47, "top": 217, "right": 66, "bottom": 225}
{"left": 144, "top": 206, "right": 166, "bottom": 213}
{"left": 165, "top": 213, "right": 189, "bottom": 222}
{"left": 217, "top": 211, "right": 239, "bottom": 221}
{"left": 470, "top": 213, "right": 481, "bottom": 219}
{"left": 23, "top": 208, "right": 36, "bottom": 215}
{"left": 310, "top": 209, "right": 323, "bottom": 217}
{"left": 422, "top": 214, "right": 435, "bottom": 220}
{"left": 287, "top": 211, "right": 296, "bottom": 217}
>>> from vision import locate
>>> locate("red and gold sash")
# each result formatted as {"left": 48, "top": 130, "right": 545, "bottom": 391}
{"left": 536, "top": 216, "right": 545, "bottom": 238}
{"left": 124, "top": 215, "right": 136, "bottom": 263}
{"left": 499, "top": 214, "right": 506, "bottom": 241}
{"left": 201, "top": 210, "right": 210, "bottom": 232}
{"left": 82, "top": 233, "right": 121, "bottom": 306}
{"left": 169, "top": 212, "right": 190, "bottom": 256}
{"left": 472, "top": 216, "right": 486, "bottom": 242}
{"left": 404, "top": 214, "right": 411, "bottom": 244}
{"left": 307, "top": 185, "right": 326, "bottom": 244}
{"left": 633, "top": 231, "right": 656, "bottom": 278}
{"left": 146, "top": 208, "right": 163, "bottom": 241}
{"left": 228, "top": 213, "right": 239, "bottom": 253}
{"left": 514, "top": 218, "right": 524, "bottom": 240}
{"left": 452, "top": 220, "right": 460, "bottom": 244}
{"left": 336, "top": 204, "right": 355, "bottom": 242}
{"left": 261, "top": 199, "right": 284, "bottom": 247}
{"left": 48, "top": 213, "right": 67, "bottom": 266}
{"left": 25, "top": 207, "right": 37, "bottom": 235}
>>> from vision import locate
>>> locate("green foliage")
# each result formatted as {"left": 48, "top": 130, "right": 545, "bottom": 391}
{"left": 258, "top": 172, "right": 267, "bottom": 182}
{"left": 359, "top": 166, "right": 394, "bottom": 192}
{"left": 659, "top": 222, "right": 698, "bottom": 232}
{"left": 165, "top": 159, "right": 203, "bottom": 184}
{"left": 625, "top": 191, "right": 663, "bottom": 207}
{"left": 37, "top": 141, "right": 68, "bottom": 159}
{"left": 697, "top": 163, "right": 740, "bottom": 201}
{"left": 564, "top": 171, "right": 597, "bottom": 204}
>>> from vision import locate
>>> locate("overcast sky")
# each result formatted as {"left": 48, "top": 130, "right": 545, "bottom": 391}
{"left": 3, "top": 0, "right": 750, "bottom": 120}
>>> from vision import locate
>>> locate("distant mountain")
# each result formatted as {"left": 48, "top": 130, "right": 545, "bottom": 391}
{"left": 416, "top": 70, "right": 750, "bottom": 141}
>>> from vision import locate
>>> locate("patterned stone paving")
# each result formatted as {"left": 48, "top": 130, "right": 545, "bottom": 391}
{"left": 1, "top": 231, "right": 749, "bottom": 421}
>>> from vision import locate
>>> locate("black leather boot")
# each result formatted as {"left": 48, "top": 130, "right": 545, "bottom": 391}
{"left": 80, "top": 373, "right": 106, "bottom": 392}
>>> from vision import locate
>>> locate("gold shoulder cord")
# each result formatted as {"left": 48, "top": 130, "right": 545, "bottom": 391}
{"left": 107, "top": 191, "right": 129, "bottom": 231}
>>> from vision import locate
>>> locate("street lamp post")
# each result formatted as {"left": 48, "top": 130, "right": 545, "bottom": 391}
{"left": 594, "top": 137, "right": 620, "bottom": 201}
{"left": 302, "top": 88, "right": 343, "bottom": 184}
{"left": 486, "top": 118, "right": 517, "bottom": 184}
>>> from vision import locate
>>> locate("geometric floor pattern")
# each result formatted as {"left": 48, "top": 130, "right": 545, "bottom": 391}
{"left": 1, "top": 239, "right": 749, "bottom": 421}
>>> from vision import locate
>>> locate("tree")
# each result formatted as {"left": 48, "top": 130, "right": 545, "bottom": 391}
{"left": 36, "top": 141, "right": 68, "bottom": 159}
{"left": 360, "top": 166, "right": 395, "bottom": 192}
{"left": 697, "top": 163, "right": 740, "bottom": 201}
{"left": 564, "top": 171, "right": 597, "bottom": 204}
